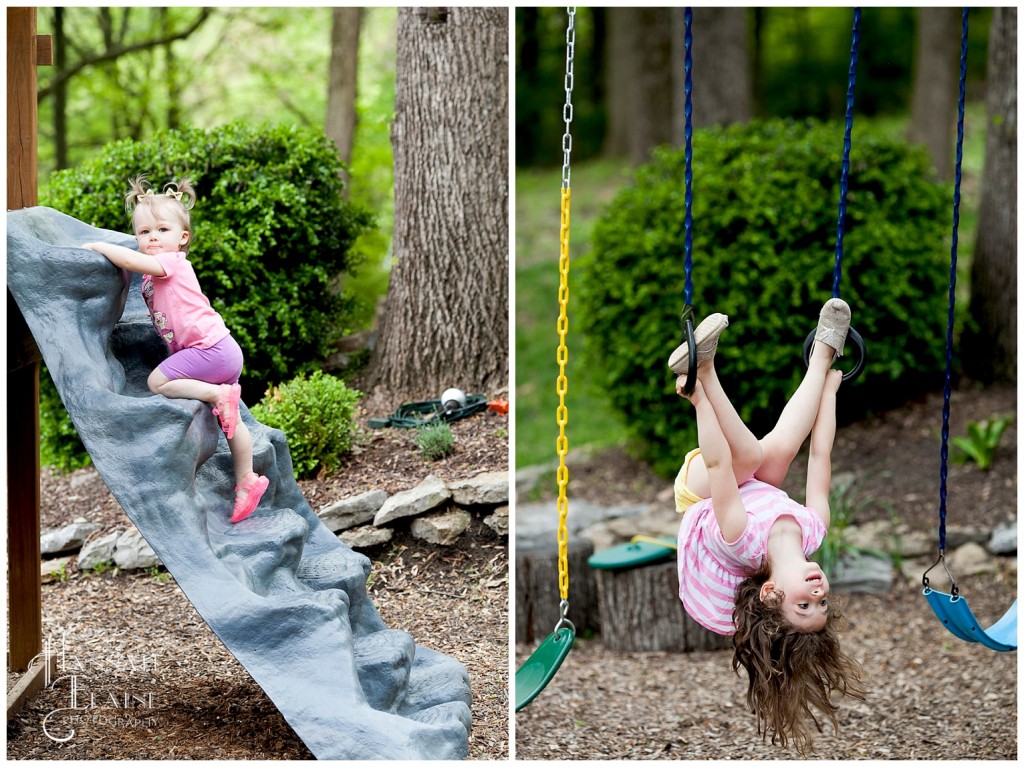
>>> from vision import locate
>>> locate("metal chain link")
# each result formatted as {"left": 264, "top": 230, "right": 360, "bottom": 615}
{"left": 555, "top": 7, "right": 576, "bottom": 604}
{"left": 561, "top": 8, "right": 576, "bottom": 189}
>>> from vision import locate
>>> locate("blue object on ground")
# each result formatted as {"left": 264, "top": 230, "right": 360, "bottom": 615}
{"left": 923, "top": 589, "right": 1017, "bottom": 652}
{"left": 7, "top": 207, "right": 473, "bottom": 759}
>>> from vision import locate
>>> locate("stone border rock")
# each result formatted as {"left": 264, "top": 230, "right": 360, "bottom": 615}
{"left": 46, "top": 470, "right": 509, "bottom": 577}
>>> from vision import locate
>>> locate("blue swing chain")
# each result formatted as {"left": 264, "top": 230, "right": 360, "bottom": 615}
{"left": 674, "top": 8, "right": 698, "bottom": 397}
{"left": 801, "top": 8, "right": 867, "bottom": 383}
{"left": 936, "top": 8, "right": 970, "bottom": 561}
{"left": 682, "top": 7, "right": 694, "bottom": 309}
{"left": 832, "top": 7, "right": 861, "bottom": 298}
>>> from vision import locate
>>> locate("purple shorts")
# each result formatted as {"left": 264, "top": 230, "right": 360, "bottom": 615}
{"left": 158, "top": 334, "right": 244, "bottom": 385}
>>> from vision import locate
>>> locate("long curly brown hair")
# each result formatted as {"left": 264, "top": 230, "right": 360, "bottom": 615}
{"left": 731, "top": 558, "right": 866, "bottom": 755}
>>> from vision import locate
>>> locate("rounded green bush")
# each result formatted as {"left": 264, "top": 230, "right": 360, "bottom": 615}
{"left": 250, "top": 371, "right": 362, "bottom": 479}
{"left": 39, "top": 370, "right": 92, "bottom": 473}
{"left": 39, "top": 122, "right": 374, "bottom": 469}
{"left": 43, "top": 121, "right": 375, "bottom": 391}
{"left": 576, "top": 119, "right": 951, "bottom": 477}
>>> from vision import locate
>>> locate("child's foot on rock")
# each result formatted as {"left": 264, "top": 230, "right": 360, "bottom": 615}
{"left": 232, "top": 471, "right": 269, "bottom": 523}
{"left": 668, "top": 313, "right": 729, "bottom": 374}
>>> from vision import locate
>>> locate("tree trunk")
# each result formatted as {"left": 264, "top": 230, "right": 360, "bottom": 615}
{"left": 514, "top": 7, "right": 540, "bottom": 168}
{"left": 162, "top": 8, "right": 182, "bottom": 129}
{"left": 963, "top": 8, "right": 1016, "bottom": 383}
{"left": 326, "top": 7, "right": 362, "bottom": 197}
{"left": 515, "top": 536, "right": 599, "bottom": 644}
{"left": 594, "top": 560, "right": 731, "bottom": 652}
{"left": 368, "top": 7, "right": 508, "bottom": 401}
{"left": 908, "top": 8, "right": 960, "bottom": 180}
{"left": 671, "top": 7, "right": 751, "bottom": 141}
{"left": 603, "top": 7, "right": 673, "bottom": 164}
{"left": 52, "top": 7, "right": 67, "bottom": 169}
{"left": 751, "top": 8, "right": 765, "bottom": 117}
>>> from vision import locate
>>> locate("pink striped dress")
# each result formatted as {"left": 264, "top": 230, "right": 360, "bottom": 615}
{"left": 676, "top": 479, "right": 827, "bottom": 635}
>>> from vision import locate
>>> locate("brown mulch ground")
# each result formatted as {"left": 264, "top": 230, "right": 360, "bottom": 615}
{"left": 7, "top": 404, "right": 509, "bottom": 760}
{"left": 515, "top": 382, "right": 1017, "bottom": 760}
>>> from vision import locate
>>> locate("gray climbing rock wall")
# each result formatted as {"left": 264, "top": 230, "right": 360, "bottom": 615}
{"left": 7, "top": 207, "right": 472, "bottom": 759}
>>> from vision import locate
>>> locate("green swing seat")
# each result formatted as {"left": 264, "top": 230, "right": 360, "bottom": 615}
{"left": 587, "top": 536, "right": 677, "bottom": 570}
{"left": 514, "top": 626, "right": 575, "bottom": 712}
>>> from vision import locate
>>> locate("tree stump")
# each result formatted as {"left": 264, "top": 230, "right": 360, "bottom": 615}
{"left": 594, "top": 559, "right": 731, "bottom": 652}
{"left": 515, "top": 536, "right": 599, "bottom": 644}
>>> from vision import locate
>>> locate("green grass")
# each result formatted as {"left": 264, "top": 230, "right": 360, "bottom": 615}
{"left": 515, "top": 113, "right": 985, "bottom": 470}
{"left": 515, "top": 159, "right": 634, "bottom": 468}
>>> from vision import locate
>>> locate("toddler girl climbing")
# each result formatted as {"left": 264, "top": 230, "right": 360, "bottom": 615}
{"left": 668, "top": 298, "right": 866, "bottom": 753}
{"left": 82, "top": 175, "right": 269, "bottom": 523}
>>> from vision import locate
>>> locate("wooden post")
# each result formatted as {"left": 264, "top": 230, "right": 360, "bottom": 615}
{"left": 593, "top": 560, "right": 732, "bottom": 653}
{"left": 515, "top": 536, "right": 600, "bottom": 644}
{"left": 7, "top": 6, "right": 51, "bottom": 694}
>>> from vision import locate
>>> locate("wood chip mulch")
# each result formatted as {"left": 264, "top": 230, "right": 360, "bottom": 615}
{"left": 515, "top": 382, "right": 1017, "bottom": 760}
{"left": 7, "top": 404, "right": 509, "bottom": 760}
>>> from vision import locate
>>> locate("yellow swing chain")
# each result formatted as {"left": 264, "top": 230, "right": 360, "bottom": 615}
{"left": 555, "top": 8, "right": 576, "bottom": 613}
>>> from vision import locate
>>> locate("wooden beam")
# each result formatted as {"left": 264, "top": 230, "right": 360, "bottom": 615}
{"left": 8, "top": 7, "right": 41, "bottom": 210}
{"left": 6, "top": 649, "right": 56, "bottom": 721}
{"left": 36, "top": 34, "right": 53, "bottom": 67}
{"left": 7, "top": 6, "right": 44, "bottom": 674}
{"left": 6, "top": 362, "right": 42, "bottom": 673}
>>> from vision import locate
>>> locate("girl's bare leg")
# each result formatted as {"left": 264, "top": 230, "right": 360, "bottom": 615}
{"left": 755, "top": 339, "right": 834, "bottom": 488}
{"left": 680, "top": 378, "right": 747, "bottom": 542}
{"left": 148, "top": 370, "right": 221, "bottom": 405}
{"left": 147, "top": 369, "right": 254, "bottom": 487}
{"left": 676, "top": 357, "right": 762, "bottom": 498}
{"left": 805, "top": 369, "right": 842, "bottom": 528}
{"left": 228, "top": 420, "right": 255, "bottom": 489}
{"left": 696, "top": 361, "right": 763, "bottom": 481}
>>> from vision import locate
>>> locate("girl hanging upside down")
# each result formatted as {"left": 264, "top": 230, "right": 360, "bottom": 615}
{"left": 82, "top": 175, "right": 269, "bottom": 523}
{"left": 668, "top": 298, "right": 867, "bottom": 753}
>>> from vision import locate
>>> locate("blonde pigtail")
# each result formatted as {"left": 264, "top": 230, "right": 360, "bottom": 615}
{"left": 163, "top": 177, "right": 197, "bottom": 210}
{"left": 124, "top": 175, "right": 152, "bottom": 214}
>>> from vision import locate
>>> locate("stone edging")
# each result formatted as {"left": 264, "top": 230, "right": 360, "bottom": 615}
{"left": 41, "top": 470, "right": 510, "bottom": 579}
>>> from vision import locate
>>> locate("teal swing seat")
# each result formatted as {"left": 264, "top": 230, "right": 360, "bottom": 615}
{"left": 587, "top": 536, "right": 677, "bottom": 570}
{"left": 923, "top": 589, "right": 1017, "bottom": 652}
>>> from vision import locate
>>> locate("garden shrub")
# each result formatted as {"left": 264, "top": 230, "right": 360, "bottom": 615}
{"left": 44, "top": 122, "right": 374, "bottom": 387}
{"left": 416, "top": 421, "right": 457, "bottom": 461}
{"left": 250, "top": 371, "right": 362, "bottom": 480}
{"left": 39, "top": 122, "right": 374, "bottom": 469}
{"left": 39, "top": 367, "right": 92, "bottom": 473}
{"left": 576, "top": 119, "right": 952, "bottom": 477}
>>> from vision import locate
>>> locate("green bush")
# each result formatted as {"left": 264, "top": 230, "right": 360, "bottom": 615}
{"left": 44, "top": 122, "right": 375, "bottom": 388}
{"left": 576, "top": 119, "right": 951, "bottom": 477}
{"left": 250, "top": 371, "right": 362, "bottom": 480}
{"left": 39, "top": 366, "right": 92, "bottom": 473}
{"left": 39, "top": 122, "right": 374, "bottom": 469}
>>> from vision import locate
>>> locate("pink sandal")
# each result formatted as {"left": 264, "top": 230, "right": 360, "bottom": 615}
{"left": 212, "top": 383, "right": 242, "bottom": 439}
{"left": 232, "top": 472, "right": 269, "bottom": 523}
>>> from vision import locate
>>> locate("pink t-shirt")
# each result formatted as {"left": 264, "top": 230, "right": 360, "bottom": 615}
{"left": 676, "top": 479, "right": 827, "bottom": 635}
{"left": 141, "top": 251, "right": 229, "bottom": 354}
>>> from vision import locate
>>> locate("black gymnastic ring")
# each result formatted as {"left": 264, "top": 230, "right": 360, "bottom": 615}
{"left": 802, "top": 325, "right": 866, "bottom": 383}
{"left": 680, "top": 315, "right": 697, "bottom": 396}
